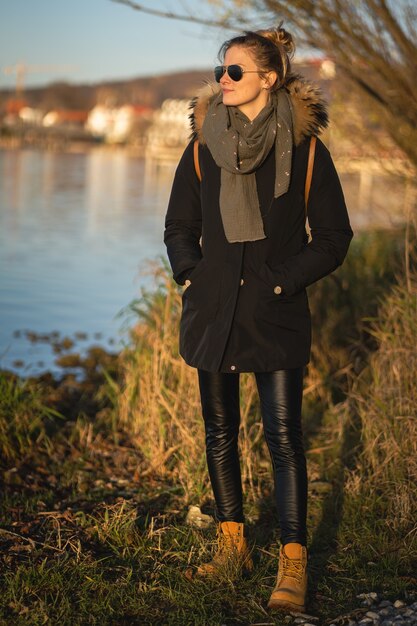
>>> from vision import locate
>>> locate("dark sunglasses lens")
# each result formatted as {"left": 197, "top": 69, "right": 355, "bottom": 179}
{"left": 214, "top": 65, "right": 243, "bottom": 82}
{"left": 214, "top": 66, "right": 225, "bottom": 82}
{"left": 227, "top": 65, "right": 243, "bottom": 81}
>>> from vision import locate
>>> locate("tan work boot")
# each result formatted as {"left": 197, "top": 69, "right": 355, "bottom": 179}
{"left": 195, "top": 521, "right": 254, "bottom": 578}
{"left": 267, "top": 542, "right": 308, "bottom": 613}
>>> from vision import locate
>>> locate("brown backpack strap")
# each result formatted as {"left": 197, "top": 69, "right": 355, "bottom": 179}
{"left": 193, "top": 139, "right": 202, "bottom": 182}
{"left": 304, "top": 135, "right": 317, "bottom": 214}
{"left": 304, "top": 135, "right": 317, "bottom": 242}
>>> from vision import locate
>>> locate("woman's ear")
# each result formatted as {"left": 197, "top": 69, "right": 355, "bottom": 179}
{"left": 263, "top": 70, "right": 278, "bottom": 90}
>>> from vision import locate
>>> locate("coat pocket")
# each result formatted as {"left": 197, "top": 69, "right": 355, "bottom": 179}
{"left": 255, "top": 263, "right": 310, "bottom": 329}
{"left": 181, "top": 259, "right": 221, "bottom": 322}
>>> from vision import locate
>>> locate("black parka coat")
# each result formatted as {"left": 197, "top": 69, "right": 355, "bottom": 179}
{"left": 164, "top": 78, "right": 354, "bottom": 373}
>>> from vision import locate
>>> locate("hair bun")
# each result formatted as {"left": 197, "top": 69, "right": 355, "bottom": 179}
{"left": 257, "top": 25, "right": 295, "bottom": 57}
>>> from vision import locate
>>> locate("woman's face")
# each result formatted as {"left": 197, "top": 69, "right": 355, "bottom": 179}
{"left": 219, "top": 45, "right": 276, "bottom": 120}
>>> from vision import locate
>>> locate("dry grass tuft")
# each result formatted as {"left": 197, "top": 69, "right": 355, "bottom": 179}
{"left": 352, "top": 278, "right": 417, "bottom": 531}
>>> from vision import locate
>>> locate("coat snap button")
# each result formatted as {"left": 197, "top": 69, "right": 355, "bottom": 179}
{"left": 240, "top": 278, "right": 244, "bottom": 286}
{"left": 273, "top": 285, "right": 282, "bottom": 295}
{"left": 230, "top": 365, "right": 236, "bottom": 371}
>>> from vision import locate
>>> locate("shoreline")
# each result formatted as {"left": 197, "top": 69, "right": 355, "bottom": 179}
{"left": 0, "top": 329, "right": 121, "bottom": 385}
{"left": 0, "top": 135, "right": 147, "bottom": 156}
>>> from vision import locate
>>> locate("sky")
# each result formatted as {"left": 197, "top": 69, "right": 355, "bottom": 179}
{"left": 0, "top": 0, "right": 232, "bottom": 90}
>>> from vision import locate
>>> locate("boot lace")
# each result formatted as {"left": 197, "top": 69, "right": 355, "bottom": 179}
{"left": 217, "top": 525, "right": 240, "bottom": 553}
{"left": 282, "top": 553, "right": 304, "bottom": 583}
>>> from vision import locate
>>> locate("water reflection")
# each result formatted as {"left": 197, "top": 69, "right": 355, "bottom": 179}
{"left": 0, "top": 147, "right": 176, "bottom": 377}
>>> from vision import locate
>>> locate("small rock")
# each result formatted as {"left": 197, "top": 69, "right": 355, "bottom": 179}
{"left": 380, "top": 608, "right": 395, "bottom": 617}
{"left": 360, "top": 592, "right": 378, "bottom": 600}
{"left": 358, "top": 619, "right": 374, "bottom": 625}
{"left": 380, "top": 620, "right": 394, "bottom": 626}
{"left": 394, "top": 601, "right": 406, "bottom": 609}
{"left": 366, "top": 611, "right": 381, "bottom": 619}
{"left": 294, "top": 619, "right": 307, "bottom": 624}
{"left": 358, "top": 592, "right": 379, "bottom": 606}
{"left": 379, "top": 601, "right": 393, "bottom": 608}
{"left": 185, "top": 505, "right": 214, "bottom": 529}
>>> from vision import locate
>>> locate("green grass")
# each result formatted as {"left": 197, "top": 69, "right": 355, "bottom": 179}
{"left": 1, "top": 470, "right": 415, "bottom": 625}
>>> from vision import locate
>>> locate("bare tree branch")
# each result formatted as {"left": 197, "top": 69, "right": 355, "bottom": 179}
{"left": 372, "top": 0, "right": 417, "bottom": 62}
{"left": 110, "top": 0, "right": 236, "bottom": 29}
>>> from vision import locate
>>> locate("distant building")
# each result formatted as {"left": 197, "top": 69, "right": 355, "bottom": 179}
{"left": 43, "top": 110, "right": 88, "bottom": 127}
{"left": 85, "top": 105, "right": 114, "bottom": 139}
{"left": 145, "top": 98, "right": 190, "bottom": 165}
{"left": 17, "top": 106, "right": 43, "bottom": 125}
{"left": 5, "top": 99, "right": 28, "bottom": 115}
{"left": 85, "top": 103, "right": 153, "bottom": 143}
{"left": 2, "top": 99, "right": 37, "bottom": 127}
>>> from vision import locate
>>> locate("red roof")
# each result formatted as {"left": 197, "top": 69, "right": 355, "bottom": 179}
{"left": 53, "top": 110, "right": 89, "bottom": 122}
{"left": 5, "top": 99, "right": 28, "bottom": 114}
{"left": 131, "top": 104, "right": 153, "bottom": 115}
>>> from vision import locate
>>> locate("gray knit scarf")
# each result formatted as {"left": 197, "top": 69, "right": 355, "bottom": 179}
{"left": 201, "top": 88, "right": 294, "bottom": 243}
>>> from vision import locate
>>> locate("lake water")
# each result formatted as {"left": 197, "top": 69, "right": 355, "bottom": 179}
{"left": 0, "top": 147, "right": 176, "bottom": 377}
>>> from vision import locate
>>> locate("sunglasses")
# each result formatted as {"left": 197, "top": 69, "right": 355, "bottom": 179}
{"left": 214, "top": 64, "right": 261, "bottom": 83}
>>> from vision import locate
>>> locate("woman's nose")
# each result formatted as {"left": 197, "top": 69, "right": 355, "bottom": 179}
{"left": 220, "top": 71, "right": 231, "bottom": 85}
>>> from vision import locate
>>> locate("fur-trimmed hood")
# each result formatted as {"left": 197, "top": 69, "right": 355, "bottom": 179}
{"left": 189, "top": 74, "right": 328, "bottom": 146}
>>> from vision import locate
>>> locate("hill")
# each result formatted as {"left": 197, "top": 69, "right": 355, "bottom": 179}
{"left": 0, "top": 69, "right": 213, "bottom": 112}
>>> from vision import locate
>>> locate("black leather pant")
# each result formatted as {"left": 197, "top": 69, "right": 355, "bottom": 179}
{"left": 198, "top": 368, "right": 307, "bottom": 546}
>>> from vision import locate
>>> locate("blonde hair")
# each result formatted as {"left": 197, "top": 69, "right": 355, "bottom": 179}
{"left": 218, "top": 24, "right": 295, "bottom": 90}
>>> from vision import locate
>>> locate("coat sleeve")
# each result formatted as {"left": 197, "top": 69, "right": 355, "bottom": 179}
{"left": 164, "top": 140, "right": 203, "bottom": 285}
{"left": 271, "top": 138, "right": 353, "bottom": 296}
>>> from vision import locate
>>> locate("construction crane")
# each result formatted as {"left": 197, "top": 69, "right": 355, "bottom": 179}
{"left": 3, "top": 63, "right": 78, "bottom": 97}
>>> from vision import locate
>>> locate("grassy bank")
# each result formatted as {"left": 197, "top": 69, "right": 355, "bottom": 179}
{"left": 0, "top": 229, "right": 416, "bottom": 625}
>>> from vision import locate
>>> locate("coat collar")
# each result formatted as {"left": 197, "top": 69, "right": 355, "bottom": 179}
{"left": 189, "top": 74, "right": 328, "bottom": 146}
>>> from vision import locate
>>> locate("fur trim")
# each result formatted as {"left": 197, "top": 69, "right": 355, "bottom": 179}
{"left": 188, "top": 74, "right": 328, "bottom": 146}
{"left": 188, "top": 82, "right": 218, "bottom": 146}
{"left": 286, "top": 74, "right": 329, "bottom": 145}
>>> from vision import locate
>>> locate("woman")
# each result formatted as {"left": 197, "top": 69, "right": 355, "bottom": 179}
{"left": 164, "top": 26, "right": 353, "bottom": 612}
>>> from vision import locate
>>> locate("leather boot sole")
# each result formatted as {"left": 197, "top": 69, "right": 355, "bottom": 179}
{"left": 267, "top": 597, "right": 306, "bottom": 613}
